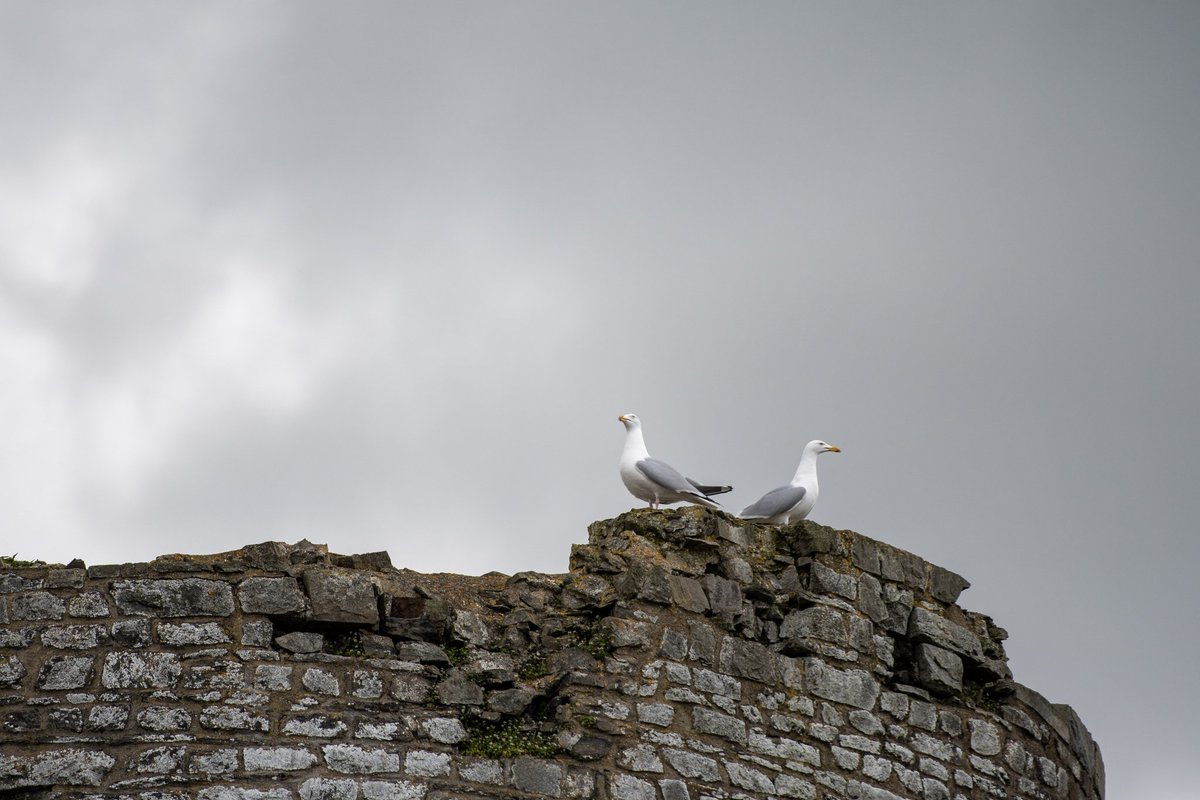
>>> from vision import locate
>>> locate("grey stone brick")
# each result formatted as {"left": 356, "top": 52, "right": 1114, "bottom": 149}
{"left": 636, "top": 702, "right": 675, "bottom": 726}
{"left": 238, "top": 576, "right": 308, "bottom": 615}
{"left": 404, "top": 749, "right": 450, "bottom": 777}
{"left": 200, "top": 789, "right": 293, "bottom": 800}
{"left": 304, "top": 569, "right": 378, "bottom": 625}
{"left": 241, "top": 619, "right": 274, "bottom": 647}
{"left": 776, "top": 774, "right": 817, "bottom": 799}
{"left": 136, "top": 706, "right": 192, "bottom": 731}
{"left": 781, "top": 606, "right": 850, "bottom": 649}
{"left": 667, "top": 575, "right": 709, "bottom": 612}
{"left": 914, "top": 644, "right": 963, "bottom": 695}
{"left": 693, "top": 668, "right": 742, "bottom": 698}
{"left": 67, "top": 592, "right": 110, "bottom": 618}
{"left": 159, "top": 622, "right": 231, "bottom": 646}
{"left": 691, "top": 707, "right": 747, "bottom": 744}
{"left": 687, "top": 621, "right": 718, "bottom": 664}
{"left": 48, "top": 707, "right": 83, "bottom": 732}
{"left": 86, "top": 705, "right": 129, "bottom": 731}
{"left": 284, "top": 715, "right": 349, "bottom": 738}
{"left": 189, "top": 749, "right": 238, "bottom": 775}
{"left": 256, "top": 664, "right": 293, "bottom": 690}
{"left": 910, "top": 732, "right": 958, "bottom": 761}
{"left": 352, "top": 669, "right": 384, "bottom": 699}
{"left": 131, "top": 745, "right": 186, "bottom": 774}
{"left": 804, "top": 657, "right": 880, "bottom": 710}
{"left": 459, "top": 759, "right": 504, "bottom": 784}
{"left": 12, "top": 591, "right": 66, "bottom": 620}
{"left": 862, "top": 755, "right": 893, "bottom": 781}
{"left": 719, "top": 637, "right": 776, "bottom": 684}
{"left": 811, "top": 562, "right": 857, "bottom": 600}
{"left": 846, "top": 780, "right": 906, "bottom": 800}
{"left": 0, "top": 628, "right": 35, "bottom": 648}
{"left": 969, "top": 718, "right": 1002, "bottom": 756}
{"left": 361, "top": 781, "right": 428, "bottom": 800}
{"left": 661, "top": 748, "right": 719, "bottom": 780}
{"left": 244, "top": 746, "right": 318, "bottom": 771}
{"left": 101, "top": 652, "right": 181, "bottom": 689}
{"left": 600, "top": 617, "right": 651, "bottom": 648}
{"left": 724, "top": 760, "right": 775, "bottom": 792}
{"left": 420, "top": 717, "right": 466, "bottom": 744}
{"left": 303, "top": 667, "right": 340, "bottom": 695}
{"left": 356, "top": 721, "right": 407, "bottom": 741}
{"left": 833, "top": 746, "right": 860, "bottom": 769}
{"left": 299, "top": 778, "right": 360, "bottom": 800}
{"left": 659, "top": 628, "right": 688, "bottom": 660}
{"left": 907, "top": 608, "right": 984, "bottom": 660}
{"left": 200, "top": 705, "right": 269, "bottom": 732}
{"left": 659, "top": 778, "right": 691, "bottom": 800}
{"left": 112, "top": 579, "right": 235, "bottom": 617}
{"left": 111, "top": 618, "right": 151, "bottom": 647}
{"left": 488, "top": 687, "right": 534, "bottom": 714}
{"left": 512, "top": 756, "right": 563, "bottom": 796}
{"left": 324, "top": 744, "right": 400, "bottom": 774}
{"left": 27, "top": 748, "right": 115, "bottom": 786}
{"left": 702, "top": 575, "right": 743, "bottom": 619}
{"left": 849, "top": 710, "right": 884, "bottom": 735}
{"left": 41, "top": 624, "right": 109, "bottom": 649}
{"left": 277, "top": 631, "right": 324, "bottom": 654}
{"left": 36, "top": 655, "right": 93, "bottom": 690}
{"left": 610, "top": 774, "right": 655, "bottom": 800}
{"left": 436, "top": 671, "right": 483, "bottom": 705}
{"left": 617, "top": 744, "right": 663, "bottom": 773}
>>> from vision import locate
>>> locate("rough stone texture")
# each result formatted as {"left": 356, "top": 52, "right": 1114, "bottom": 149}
{"left": 0, "top": 512, "right": 1102, "bottom": 800}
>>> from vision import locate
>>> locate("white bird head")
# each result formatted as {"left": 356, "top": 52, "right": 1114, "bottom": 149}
{"left": 808, "top": 440, "right": 842, "bottom": 455}
{"left": 618, "top": 413, "right": 642, "bottom": 431}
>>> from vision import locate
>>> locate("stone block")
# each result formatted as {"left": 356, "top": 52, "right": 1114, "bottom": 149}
{"left": 276, "top": 631, "right": 324, "bottom": 654}
{"left": 659, "top": 778, "right": 691, "bottom": 800}
{"left": 600, "top": 617, "right": 651, "bottom": 648}
{"left": 929, "top": 566, "right": 970, "bottom": 604}
{"left": 238, "top": 576, "right": 308, "bottom": 616}
{"left": 131, "top": 745, "right": 186, "bottom": 774}
{"left": 617, "top": 744, "right": 663, "bottom": 773}
{"left": 361, "top": 781, "right": 427, "bottom": 800}
{"left": 112, "top": 579, "right": 235, "bottom": 617}
{"left": 610, "top": 774, "right": 655, "bottom": 800}
{"left": 11, "top": 591, "right": 65, "bottom": 620}
{"left": 303, "top": 569, "right": 378, "bottom": 625}
{"left": 907, "top": 608, "right": 985, "bottom": 660}
{"left": 725, "top": 760, "right": 775, "bottom": 793}
{"left": 781, "top": 606, "right": 850, "bottom": 651}
{"left": 667, "top": 575, "right": 709, "bottom": 613}
{"left": 512, "top": 756, "right": 563, "bottom": 796}
{"left": 691, "top": 707, "right": 747, "bottom": 744}
{"left": 285, "top": 715, "right": 349, "bottom": 738}
{"left": 969, "top": 718, "right": 1003, "bottom": 756}
{"left": 661, "top": 748, "right": 718, "bottom": 780}
{"left": 460, "top": 759, "right": 504, "bottom": 784}
{"left": 914, "top": 644, "right": 963, "bottom": 695}
{"left": 811, "top": 562, "right": 857, "bottom": 600}
{"left": 86, "top": 705, "right": 129, "bottom": 731}
{"left": 701, "top": 575, "right": 743, "bottom": 620}
{"left": 256, "top": 664, "right": 293, "bottom": 690}
{"left": 394, "top": 642, "right": 449, "bottom": 664}
{"left": 404, "top": 749, "right": 450, "bottom": 777}
{"left": 299, "top": 778, "right": 360, "bottom": 800}
{"left": 804, "top": 658, "right": 880, "bottom": 710}
{"left": 323, "top": 744, "right": 400, "bottom": 774}
{"left": 857, "top": 573, "right": 888, "bottom": 623}
{"left": 189, "top": 749, "right": 238, "bottom": 776}
{"left": 48, "top": 707, "right": 83, "bottom": 732}
{"left": 37, "top": 656, "right": 93, "bottom": 690}
{"left": 242, "top": 747, "right": 317, "bottom": 772}
{"left": 420, "top": 717, "right": 466, "bottom": 744}
{"left": 26, "top": 748, "right": 116, "bottom": 787}
{"left": 488, "top": 687, "right": 534, "bottom": 714}
{"left": 636, "top": 702, "right": 675, "bottom": 726}
{"left": 67, "top": 592, "right": 110, "bottom": 618}
{"left": 158, "top": 622, "right": 231, "bottom": 646}
{"left": 111, "top": 618, "right": 151, "bottom": 647}
{"left": 137, "top": 706, "right": 192, "bottom": 731}
{"left": 693, "top": 668, "right": 742, "bottom": 698}
{"left": 846, "top": 780, "right": 906, "bottom": 800}
{"left": 41, "top": 624, "right": 109, "bottom": 649}
{"left": 101, "top": 652, "right": 181, "bottom": 689}
{"left": 719, "top": 637, "right": 777, "bottom": 684}
{"left": 303, "top": 668, "right": 340, "bottom": 695}
{"left": 436, "top": 670, "right": 484, "bottom": 705}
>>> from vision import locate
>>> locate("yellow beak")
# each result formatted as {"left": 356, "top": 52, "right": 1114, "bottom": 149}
{"left": 827, "top": 445, "right": 842, "bottom": 453}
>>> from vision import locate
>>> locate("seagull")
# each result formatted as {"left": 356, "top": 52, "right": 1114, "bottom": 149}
{"left": 740, "top": 440, "right": 841, "bottom": 525}
{"left": 618, "top": 413, "right": 731, "bottom": 510}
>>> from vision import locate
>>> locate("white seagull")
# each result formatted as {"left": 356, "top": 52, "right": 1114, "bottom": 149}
{"left": 739, "top": 440, "right": 841, "bottom": 524}
{"left": 618, "top": 413, "right": 731, "bottom": 510}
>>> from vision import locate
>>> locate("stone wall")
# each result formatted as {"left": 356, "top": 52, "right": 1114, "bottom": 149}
{"left": 0, "top": 509, "right": 1103, "bottom": 800}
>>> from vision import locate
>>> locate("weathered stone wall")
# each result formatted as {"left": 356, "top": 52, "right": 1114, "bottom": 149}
{"left": 0, "top": 509, "right": 1103, "bottom": 800}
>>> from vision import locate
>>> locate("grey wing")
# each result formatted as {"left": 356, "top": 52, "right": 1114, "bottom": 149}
{"left": 740, "top": 485, "right": 807, "bottom": 519}
{"left": 687, "top": 478, "right": 733, "bottom": 497}
{"left": 637, "top": 458, "right": 700, "bottom": 495}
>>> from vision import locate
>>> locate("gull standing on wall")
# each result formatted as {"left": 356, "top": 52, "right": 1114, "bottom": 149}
{"left": 617, "top": 413, "right": 732, "bottom": 510}
{"left": 740, "top": 440, "right": 841, "bottom": 524}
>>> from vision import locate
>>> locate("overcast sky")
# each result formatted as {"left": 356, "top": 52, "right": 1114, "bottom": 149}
{"left": 3, "top": 2, "right": 1198, "bottom": 797}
